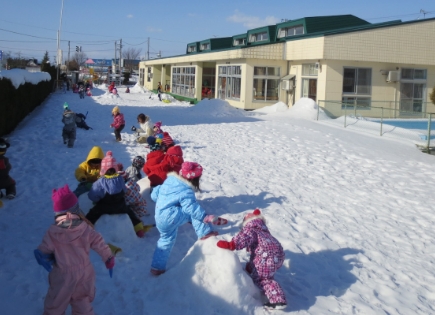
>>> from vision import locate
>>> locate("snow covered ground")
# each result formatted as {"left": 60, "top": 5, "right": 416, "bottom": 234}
{"left": 1, "top": 82, "right": 435, "bottom": 314}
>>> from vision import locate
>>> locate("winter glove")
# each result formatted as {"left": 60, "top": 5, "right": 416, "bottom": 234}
{"left": 204, "top": 215, "right": 228, "bottom": 225}
{"left": 105, "top": 256, "right": 115, "bottom": 269}
{"left": 217, "top": 240, "right": 236, "bottom": 251}
{"left": 34, "top": 249, "right": 55, "bottom": 272}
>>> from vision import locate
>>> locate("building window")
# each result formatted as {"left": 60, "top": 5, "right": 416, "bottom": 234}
{"left": 147, "top": 67, "right": 151, "bottom": 82}
{"left": 171, "top": 66, "right": 196, "bottom": 98}
{"left": 302, "top": 64, "right": 318, "bottom": 76}
{"left": 202, "top": 67, "right": 216, "bottom": 99}
{"left": 253, "top": 67, "right": 280, "bottom": 102}
{"left": 200, "top": 43, "right": 210, "bottom": 50}
{"left": 278, "top": 25, "right": 304, "bottom": 38}
{"left": 400, "top": 68, "right": 426, "bottom": 112}
{"left": 250, "top": 32, "right": 268, "bottom": 43}
{"left": 188, "top": 45, "right": 196, "bottom": 52}
{"left": 139, "top": 68, "right": 144, "bottom": 86}
{"left": 342, "top": 67, "right": 372, "bottom": 108}
{"left": 233, "top": 38, "right": 246, "bottom": 46}
{"left": 218, "top": 65, "right": 242, "bottom": 100}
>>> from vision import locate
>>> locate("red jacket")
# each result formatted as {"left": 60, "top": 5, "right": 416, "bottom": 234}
{"left": 143, "top": 150, "right": 165, "bottom": 186}
{"left": 162, "top": 132, "right": 174, "bottom": 148}
{"left": 145, "top": 146, "right": 183, "bottom": 187}
{"left": 110, "top": 113, "right": 125, "bottom": 129}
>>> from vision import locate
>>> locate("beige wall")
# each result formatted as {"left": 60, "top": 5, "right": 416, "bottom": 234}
{"left": 324, "top": 20, "right": 435, "bottom": 66}
{"left": 285, "top": 37, "right": 324, "bottom": 61}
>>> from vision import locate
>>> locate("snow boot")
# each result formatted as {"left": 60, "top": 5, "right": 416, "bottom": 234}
{"left": 150, "top": 268, "right": 165, "bottom": 276}
{"left": 108, "top": 243, "right": 122, "bottom": 256}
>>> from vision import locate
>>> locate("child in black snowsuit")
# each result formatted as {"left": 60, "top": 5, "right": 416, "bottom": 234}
{"left": 0, "top": 138, "right": 16, "bottom": 199}
{"left": 62, "top": 103, "right": 81, "bottom": 148}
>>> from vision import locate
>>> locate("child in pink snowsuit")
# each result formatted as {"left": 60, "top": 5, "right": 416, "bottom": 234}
{"left": 35, "top": 184, "right": 115, "bottom": 315}
{"left": 217, "top": 209, "right": 287, "bottom": 310}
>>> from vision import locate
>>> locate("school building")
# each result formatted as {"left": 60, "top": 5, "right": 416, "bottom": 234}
{"left": 138, "top": 14, "right": 435, "bottom": 116}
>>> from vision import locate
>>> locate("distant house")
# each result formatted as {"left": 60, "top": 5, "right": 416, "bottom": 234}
{"left": 139, "top": 14, "right": 435, "bottom": 116}
{"left": 26, "top": 59, "right": 40, "bottom": 73}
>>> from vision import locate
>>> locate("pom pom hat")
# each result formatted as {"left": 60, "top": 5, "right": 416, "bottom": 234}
{"left": 100, "top": 151, "right": 121, "bottom": 175}
{"left": 52, "top": 184, "right": 79, "bottom": 214}
{"left": 179, "top": 162, "right": 202, "bottom": 179}
{"left": 242, "top": 208, "right": 265, "bottom": 227}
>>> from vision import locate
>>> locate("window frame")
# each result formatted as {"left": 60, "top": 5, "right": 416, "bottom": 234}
{"left": 400, "top": 68, "right": 427, "bottom": 113}
{"left": 341, "top": 67, "right": 372, "bottom": 109}
{"left": 218, "top": 65, "right": 242, "bottom": 100}
{"left": 253, "top": 66, "right": 281, "bottom": 102}
{"left": 171, "top": 66, "right": 196, "bottom": 98}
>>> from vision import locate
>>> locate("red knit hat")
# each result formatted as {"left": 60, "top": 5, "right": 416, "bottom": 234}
{"left": 52, "top": 184, "right": 79, "bottom": 214}
{"left": 167, "top": 145, "right": 183, "bottom": 157}
{"left": 179, "top": 162, "right": 202, "bottom": 179}
{"left": 100, "top": 151, "right": 121, "bottom": 175}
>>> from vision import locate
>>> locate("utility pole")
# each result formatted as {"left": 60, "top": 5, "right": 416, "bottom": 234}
{"left": 119, "top": 38, "right": 122, "bottom": 75}
{"left": 66, "top": 41, "right": 70, "bottom": 74}
{"left": 147, "top": 37, "right": 150, "bottom": 60}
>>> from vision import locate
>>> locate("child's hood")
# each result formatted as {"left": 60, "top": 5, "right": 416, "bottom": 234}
{"left": 86, "top": 146, "right": 104, "bottom": 162}
{"left": 47, "top": 220, "right": 87, "bottom": 244}
{"left": 243, "top": 217, "right": 269, "bottom": 232}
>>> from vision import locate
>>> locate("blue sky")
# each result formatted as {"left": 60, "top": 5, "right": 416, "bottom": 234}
{"left": 0, "top": 0, "right": 434, "bottom": 62}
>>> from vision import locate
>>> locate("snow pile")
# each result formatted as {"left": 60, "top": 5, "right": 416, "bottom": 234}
{"left": 253, "top": 101, "right": 288, "bottom": 113}
{"left": 190, "top": 99, "right": 247, "bottom": 117}
{"left": 146, "top": 238, "right": 261, "bottom": 313}
{"left": 0, "top": 69, "right": 51, "bottom": 89}
{"left": 288, "top": 97, "right": 330, "bottom": 120}
{"left": 130, "top": 82, "right": 146, "bottom": 93}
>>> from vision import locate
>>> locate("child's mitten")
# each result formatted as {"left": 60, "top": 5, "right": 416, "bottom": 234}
{"left": 105, "top": 256, "right": 115, "bottom": 269}
{"left": 204, "top": 215, "right": 228, "bottom": 225}
{"left": 34, "top": 249, "right": 55, "bottom": 272}
{"left": 217, "top": 240, "right": 235, "bottom": 251}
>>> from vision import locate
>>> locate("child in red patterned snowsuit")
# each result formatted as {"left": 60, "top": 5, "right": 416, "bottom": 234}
{"left": 217, "top": 209, "right": 287, "bottom": 310}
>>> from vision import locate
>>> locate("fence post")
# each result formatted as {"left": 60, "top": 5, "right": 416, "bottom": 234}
{"left": 354, "top": 103, "right": 357, "bottom": 117}
{"left": 427, "top": 113, "right": 432, "bottom": 153}
{"left": 344, "top": 103, "right": 347, "bottom": 128}
{"left": 380, "top": 107, "right": 383, "bottom": 136}
{"left": 317, "top": 101, "right": 320, "bottom": 121}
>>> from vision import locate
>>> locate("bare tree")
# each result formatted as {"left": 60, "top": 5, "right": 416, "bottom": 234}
{"left": 72, "top": 52, "right": 88, "bottom": 67}
{"left": 122, "top": 47, "right": 142, "bottom": 60}
{"left": 122, "top": 47, "right": 142, "bottom": 73}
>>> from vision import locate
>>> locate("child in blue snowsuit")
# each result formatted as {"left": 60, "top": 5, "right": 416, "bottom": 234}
{"left": 150, "top": 161, "right": 227, "bottom": 276}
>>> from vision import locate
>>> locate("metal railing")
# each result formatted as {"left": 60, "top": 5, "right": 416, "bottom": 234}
{"left": 317, "top": 100, "right": 435, "bottom": 153}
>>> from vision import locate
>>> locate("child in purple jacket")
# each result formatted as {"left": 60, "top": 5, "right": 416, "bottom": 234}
{"left": 217, "top": 208, "right": 287, "bottom": 310}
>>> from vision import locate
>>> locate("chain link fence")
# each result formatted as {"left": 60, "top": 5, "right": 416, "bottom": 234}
{"left": 317, "top": 100, "right": 435, "bottom": 153}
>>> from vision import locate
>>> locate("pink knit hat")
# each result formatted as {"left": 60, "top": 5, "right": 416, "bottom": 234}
{"left": 52, "top": 184, "right": 79, "bottom": 214}
{"left": 100, "top": 151, "right": 121, "bottom": 175}
{"left": 179, "top": 162, "right": 203, "bottom": 179}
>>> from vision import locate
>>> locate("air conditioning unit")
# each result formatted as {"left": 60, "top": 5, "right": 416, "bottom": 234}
{"left": 281, "top": 80, "right": 290, "bottom": 90}
{"left": 386, "top": 71, "right": 400, "bottom": 83}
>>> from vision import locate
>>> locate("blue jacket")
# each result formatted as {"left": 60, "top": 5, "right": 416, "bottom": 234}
{"left": 88, "top": 174, "right": 126, "bottom": 203}
{"left": 151, "top": 173, "right": 207, "bottom": 227}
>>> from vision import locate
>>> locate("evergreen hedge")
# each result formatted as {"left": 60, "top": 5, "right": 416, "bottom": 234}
{"left": 0, "top": 78, "right": 52, "bottom": 137}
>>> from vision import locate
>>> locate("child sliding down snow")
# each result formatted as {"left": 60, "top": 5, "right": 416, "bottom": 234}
{"left": 217, "top": 209, "right": 287, "bottom": 310}
{"left": 35, "top": 184, "right": 114, "bottom": 315}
